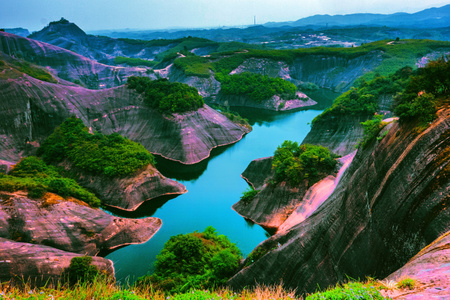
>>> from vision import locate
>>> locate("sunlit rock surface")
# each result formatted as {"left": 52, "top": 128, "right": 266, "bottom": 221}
{"left": 0, "top": 75, "right": 250, "bottom": 164}
{"left": 0, "top": 192, "right": 162, "bottom": 255}
{"left": 229, "top": 108, "right": 450, "bottom": 295}
{"left": 64, "top": 163, "right": 187, "bottom": 211}
{"left": 0, "top": 237, "right": 114, "bottom": 286}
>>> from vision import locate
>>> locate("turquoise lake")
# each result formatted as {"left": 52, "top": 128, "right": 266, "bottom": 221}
{"left": 105, "top": 90, "right": 337, "bottom": 282}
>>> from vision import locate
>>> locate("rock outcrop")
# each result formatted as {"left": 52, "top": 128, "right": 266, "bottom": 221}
{"left": 233, "top": 157, "right": 310, "bottom": 230}
{"left": 66, "top": 163, "right": 187, "bottom": 211}
{"left": 302, "top": 113, "right": 369, "bottom": 156}
{"left": 229, "top": 108, "right": 450, "bottom": 295}
{"left": 0, "top": 192, "right": 162, "bottom": 255}
{"left": 229, "top": 54, "right": 383, "bottom": 93}
{"left": 212, "top": 92, "right": 317, "bottom": 111}
{"left": 0, "top": 31, "right": 152, "bottom": 89}
{"left": 382, "top": 231, "right": 450, "bottom": 299}
{"left": 0, "top": 238, "right": 114, "bottom": 286}
{"left": 0, "top": 75, "right": 250, "bottom": 164}
{"left": 233, "top": 152, "right": 355, "bottom": 231}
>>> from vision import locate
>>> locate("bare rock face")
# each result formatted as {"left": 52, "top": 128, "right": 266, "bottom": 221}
{"left": 0, "top": 192, "right": 162, "bottom": 255}
{"left": 0, "top": 31, "right": 150, "bottom": 89}
{"left": 0, "top": 75, "right": 250, "bottom": 164}
{"left": 233, "top": 157, "right": 310, "bottom": 230}
{"left": 229, "top": 54, "right": 383, "bottom": 93}
{"left": 382, "top": 231, "right": 450, "bottom": 299}
{"left": 212, "top": 92, "right": 317, "bottom": 112}
{"left": 302, "top": 113, "right": 369, "bottom": 156}
{"left": 68, "top": 164, "right": 187, "bottom": 211}
{"left": 0, "top": 160, "right": 15, "bottom": 174}
{"left": 0, "top": 238, "right": 114, "bottom": 286}
{"left": 229, "top": 108, "right": 450, "bottom": 295}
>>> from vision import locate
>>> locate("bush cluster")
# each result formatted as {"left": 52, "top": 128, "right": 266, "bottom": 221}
{"left": 0, "top": 156, "right": 100, "bottom": 207}
{"left": 313, "top": 66, "right": 412, "bottom": 124}
{"left": 135, "top": 226, "right": 242, "bottom": 294}
{"left": 219, "top": 72, "right": 297, "bottom": 103}
{"left": 113, "top": 56, "right": 158, "bottom": 68}
{"left": 394, "top": 56, "right": 450, "bottom": 126}
{"left": 64, "top": 256, "right": 99, "bottom": 286}
{"left": 127, "top": 77, "right": 204, "bottom": 113}
{"left": 358, "top": 114, "right": 387, "bottom": 149}
{"left": 37, "top": 117, "right": 154, "bottom": 178}
{"left": 272, "top": 141, "right": 337, "bottom": 186}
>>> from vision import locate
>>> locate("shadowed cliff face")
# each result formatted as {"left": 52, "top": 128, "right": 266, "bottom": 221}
{"left": 229, "top": 54, "right": 383, "bottom": 93}
{"left": 303, "top": 113, "right": 369, "bottom": 156}
{"left": 229, "top": 108, "right": 450, "bottom": 295}
{"left": 233, "top": 157, "right": 310, "bottom": 230}
{"left": 0, "top": 238, "right": 114, "bottom": 287}
{"left": 63, "top": 163, "right": 187, "bottom": 211}
{"left": 0, "top": 75, "right": 250, "bottom": 164}
{"left": 212, "top": 92, "right": 317, "bottom": 112}
{"left": 0, "top": 192, "right": 162, "bottom": 255}
{"left": 0, "top": 32, "right": 152, "bottom": 89}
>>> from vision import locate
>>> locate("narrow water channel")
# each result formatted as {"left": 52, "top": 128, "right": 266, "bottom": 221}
{"left": 105, "top": 92, "right": 338, "bottom": 282}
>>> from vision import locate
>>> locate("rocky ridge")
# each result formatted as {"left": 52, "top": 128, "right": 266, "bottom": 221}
{"left": 229, "top": 107, "right": 450, "bottom": 295}
{"left": 0, "top": 75, "right": 250, "bottom": 165}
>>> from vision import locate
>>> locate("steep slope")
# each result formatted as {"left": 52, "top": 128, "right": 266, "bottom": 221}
{"left": 229, "top": 108, "right": 450, "bottom": 295}
{"left": 0, "top": 75, "right": 250, "bottom": 165}
{"left": 0, "top": 31, "right": 151, "bottom": 89}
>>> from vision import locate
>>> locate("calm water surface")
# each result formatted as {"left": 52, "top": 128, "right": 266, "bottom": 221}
{"left": 105, "top": 97, "right": 336, "bottom": 282}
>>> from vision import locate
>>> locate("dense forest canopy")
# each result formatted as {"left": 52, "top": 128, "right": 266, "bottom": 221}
{"left": 219, "top": 72, "right": 297, "bottom": 102}
{"left": 37, "top": 117, "right": 155, "bottom": 178}
{"left": 127, "top": 77, "right": 204, "bottom": 113}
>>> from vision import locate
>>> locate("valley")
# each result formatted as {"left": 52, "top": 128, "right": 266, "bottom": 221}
{"left": 0, "top": 4, "right": 450, "bottom": 299}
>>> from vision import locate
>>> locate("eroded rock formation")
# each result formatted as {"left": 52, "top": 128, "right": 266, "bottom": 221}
{"left": 0, "top": 75, "right": 250, "bottom": 164}
{"left": 0, "top": 192, "right": 162, "bottom": 255}
{"left": 229, "top": 108, "right": 450, "bottom": 295}
{"left": 0, "top": 238, "right": 115, "bottom": 286}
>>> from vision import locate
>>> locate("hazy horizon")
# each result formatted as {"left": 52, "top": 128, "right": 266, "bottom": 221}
{"left": 2, "top": 0, "right": 449, "bottom": 32}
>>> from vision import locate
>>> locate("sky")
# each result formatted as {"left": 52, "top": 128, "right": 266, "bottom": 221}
{"left": 2, "top": 0, "right": 449, "bottom": 32}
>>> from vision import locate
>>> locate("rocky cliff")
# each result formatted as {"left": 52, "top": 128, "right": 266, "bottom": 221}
{"left": 302, "top": 113, "right": 369, "bottom": 156}
{"left": 0, "top": 191, "right": 162, "bottom": 255}
{"left": 0, "top": 31, "right": 151, "bottom": 89}
{"left": 382, "top": 231, "right": 450, "bottom": 299}
{"left": 212, "top": 92, "right": 317, "bottom": 111}
{"left": 229, "top": 107, "right": 450, "bottom": 295}
{"left": 233, "top": 157, "right": 310, "bottom": 230}
{"left": 229, "top": 54, "right": 383, "bottom": 93}
{"left": 0, "top": 238, "right": 114, "bottom": 286}
{"left": 0, "top": 75, "right": 250, "bottom": 164}
{"left": 64, "top": 163, "right": 186, "bottom": 211}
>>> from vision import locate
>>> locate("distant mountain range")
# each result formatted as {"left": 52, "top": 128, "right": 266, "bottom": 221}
{"left": 265, "top": 4, "right": 450, "bottom": 28}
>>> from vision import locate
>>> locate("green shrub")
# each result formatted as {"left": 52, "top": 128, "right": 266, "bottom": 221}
{"left": 1, "top": 157, "right": 101, "bottom": 207}
{"left": 306, "top": 281, "right": 385, "bottom": 299}
{"left": 173, "top": 56, "right": 212, "bottom": 78}
{"left": 135, "top": 226, "right": 242, "bottom": 294}
{"left": 358, "top": 114, "right": 386, "bottom": 149}
{"left": 113, "top": 56, "right": 158, "bottom": 67}
{"left": 65, "top": 256, "right": 99, "bottom": 286}
{"left": 397, "top": 277, "right": 416, "bottom": 290}
{"left": 127, "top": 77, "right": 204, "bottom": 113}
{"left": 393, "top": 57, "right": 450, "bottom": 127}
{"left": 240, "top": 187, "right": 258, "bottom": 203}
{"left": 272, "top": 141, "right": 337, "bottom": 186}
{"left": 37, "top": 117, "right": 155, "bottom": 178}
{"left": 219, "top": 72, "right": 297, "bottom": 103}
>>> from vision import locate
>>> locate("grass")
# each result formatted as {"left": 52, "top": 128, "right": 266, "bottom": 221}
{"left": 0, "top": 279, "right": 389, "bottom": 299}
{"left": 113, "top": 56, "right": 158, "bottom": 68}
{"left": 397, "top": 278, "right": 416, "bottom": 290}
{"left": 0, "top": 54, "right": 57, "bottom": 83}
